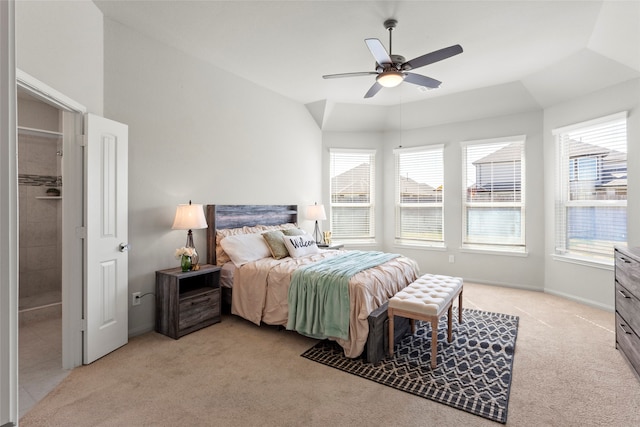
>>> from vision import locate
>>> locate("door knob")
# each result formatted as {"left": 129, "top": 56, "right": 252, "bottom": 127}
{"left": 119, "top": 243, "right": 130, "bottom": 252}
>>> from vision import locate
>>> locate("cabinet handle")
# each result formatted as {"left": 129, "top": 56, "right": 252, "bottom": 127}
{"left": 618, "top": 289, "right": 631, "bottom": 299}
{"left": 619, "top": 256, "right": 631, "bottom": 264}
{"left": 620, "top": 324, "right": 633, "bottom": 335}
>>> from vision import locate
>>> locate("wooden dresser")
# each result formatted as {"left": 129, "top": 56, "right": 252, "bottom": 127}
{"left": 615, "top": 246, "right": 640, "bottom": 379}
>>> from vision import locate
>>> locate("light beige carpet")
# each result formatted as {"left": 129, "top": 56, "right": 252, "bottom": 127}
{"left": 20, "top": 283, "right": 640, "bottom": 426}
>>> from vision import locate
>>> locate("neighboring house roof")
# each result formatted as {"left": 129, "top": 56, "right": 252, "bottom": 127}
{"left": 332, "top": 163, "right": 438, "bottom": 197}
{"left": 331, "top": 163, "right": 370, "bottom": 194}
{"left": 473, "top": 143, "right": 521, "bottom": 165}
{"left": 399, "top": 176, "right": 437, "bottom": 194}
{"left": 602, "top": 178, "right": 627, "bottom": 187}
{"left": 568, "top": 139, "right": 610, "bottom": 157}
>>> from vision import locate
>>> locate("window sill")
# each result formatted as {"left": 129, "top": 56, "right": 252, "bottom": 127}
{"left": 394, "top": 241, "right": 446, "bottom": 251}
{"left": 335, "top": 239, "right": 378, "bottom": 248}
{"left": 460, "top": 246, "right": 528, "bottom": 257}
{"left": 552, "top": 253, "right": 613, "bottom": 271}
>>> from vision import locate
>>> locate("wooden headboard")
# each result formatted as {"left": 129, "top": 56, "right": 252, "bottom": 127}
{"left": 205, "top": 204, "right": 298, "bottom": 265}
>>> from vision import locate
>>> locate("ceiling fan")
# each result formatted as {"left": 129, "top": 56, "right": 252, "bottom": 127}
{"left": 322, "top": 19, "right": 463, "bottom": 98}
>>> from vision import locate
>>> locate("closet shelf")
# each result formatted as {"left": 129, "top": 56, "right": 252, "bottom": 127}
{"left": 35, "top": 196, "right": 62, "bottom": 200}
{"left": 18, "top": 126, "right": 63, "bottom": 139}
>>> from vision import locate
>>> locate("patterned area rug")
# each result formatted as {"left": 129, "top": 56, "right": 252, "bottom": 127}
{"left": 301, "top": 308, "right": 519, "bottom": 424}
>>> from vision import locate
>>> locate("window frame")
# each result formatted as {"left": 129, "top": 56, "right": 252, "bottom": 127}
{"left": 393, "top": 144, "right": 445, "bottom": 248}
{"left": 553, "top": 111, "right": 628, "bottom": 266}
{"left": 461, "top": 135, "right": 527, "bottom": 253}
{"left": 329, "top": 148, "right": 376, "bottom": 243}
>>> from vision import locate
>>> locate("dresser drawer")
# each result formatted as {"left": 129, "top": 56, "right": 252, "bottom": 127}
{"left": 616, "top": 249, "right": 640, "bottom": 298}
{"left": 616, "top": 282, "right": 640, "bottom": 335}
{"left": 179, "top": 289, "right": 221, "bottom": 330}
{"left": 616, "top": 313, "right": 640, "bottom": 377}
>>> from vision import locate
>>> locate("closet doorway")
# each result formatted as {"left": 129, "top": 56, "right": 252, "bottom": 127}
{"left": 16, "top": 87, "right": 74, "bottom": 418}
{"left": 15, "top": 71, "right": 86, "bottom": 417}
{"left": 15, "top": 71, "right": 129, "bottom": 418}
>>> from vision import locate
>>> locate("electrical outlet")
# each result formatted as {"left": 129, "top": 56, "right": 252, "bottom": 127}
{"left": 448, "top": 255, "right": 455, "bottom": 263}
{"left": 132, "top": 292, "right": 141, "bottom": 306}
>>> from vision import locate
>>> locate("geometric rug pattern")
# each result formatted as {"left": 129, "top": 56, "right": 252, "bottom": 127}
{"left": 302, "top": 308, "right": 519, "bottom": 424}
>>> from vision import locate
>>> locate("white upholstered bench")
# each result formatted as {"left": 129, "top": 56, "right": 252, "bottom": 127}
{"left": 388, "top": 274, "right": 463, "bottom": 368}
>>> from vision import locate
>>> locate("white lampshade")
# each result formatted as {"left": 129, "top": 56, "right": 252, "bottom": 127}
{"left": 377, "top": 70, "right": 404, "bottom": 88}
{"left": 172, "top": 202, "right": 208, "bottom": 230}
{"left": 306, "top": 203, "right": 327, "bottom": 221}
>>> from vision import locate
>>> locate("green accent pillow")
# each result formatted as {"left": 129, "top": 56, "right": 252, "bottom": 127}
{"left": 262, "top": 230, "right": 289, "bottom": 260}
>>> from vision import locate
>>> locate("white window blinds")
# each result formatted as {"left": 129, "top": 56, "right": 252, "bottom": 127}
{"left": 554, "top": 112, "right": 627, "bottom": 261}
{"left": 462, "top": 136, "right": 526, "bottom": 251}
{"left": 394, "top": 145, "right": 444, "bottom": 245}
{"left": 329, "top": 149, "right": 375, "bottom": 240}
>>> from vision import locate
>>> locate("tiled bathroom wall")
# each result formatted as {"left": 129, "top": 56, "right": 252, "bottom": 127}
{"left": 17, "top": 97, "right": 63, "bottom": 313}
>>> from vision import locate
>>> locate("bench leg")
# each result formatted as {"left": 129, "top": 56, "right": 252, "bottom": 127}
{"left": 458, "top": 288, "right": 463, "bottom": 323}
{"left": 447, "top": 304, "right": 453, "bottom": 343}
{"left": 388, "top": 308, "right": 395, "bottom": 357}
{"left": 431, "top": 318, "right": 438, "bottom": 368}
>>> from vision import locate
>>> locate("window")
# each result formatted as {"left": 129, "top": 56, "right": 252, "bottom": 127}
{"left": 462, "top": 136, "right": 526, "bottom": 251}
{"left": 394, "top": 145, "right": 444, "bottom": 246}
{"left": 554, "top": 112, "right": 627, "bottom": 262}
{"left": 329, "top": 149, "right": 375, "bottom": 241}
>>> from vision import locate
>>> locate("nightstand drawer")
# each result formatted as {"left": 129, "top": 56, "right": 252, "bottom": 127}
{"left": 179, "top": 289, "right": 220, "bottom": 330}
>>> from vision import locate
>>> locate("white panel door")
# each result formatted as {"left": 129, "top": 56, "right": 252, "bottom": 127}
{"left": 84, "top": 113, "right": 128, "bottom": 364}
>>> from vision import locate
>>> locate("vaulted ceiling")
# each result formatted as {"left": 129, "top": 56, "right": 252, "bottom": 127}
{"left": 95, "top": 1, "right": 640, "bottom": 129}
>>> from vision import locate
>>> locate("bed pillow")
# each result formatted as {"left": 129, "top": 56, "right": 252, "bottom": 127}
{"left": 220, "top": 232, "right": 272, "bottom": 267}
{"left": 216, "top": 225, "right": 264, "bottom": 265}
{"left": 282, "top": 228, "right": 306, "bottom": 236}
{"left": 283, "top": 234, "right": 320, "bottom": 258}
{"left": 262, "top": 230, "right": 289, "bottom": 260}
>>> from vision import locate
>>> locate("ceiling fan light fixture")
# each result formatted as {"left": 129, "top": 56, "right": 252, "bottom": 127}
{"left": 376, "top": 70, "right": 404, "bottom": 88}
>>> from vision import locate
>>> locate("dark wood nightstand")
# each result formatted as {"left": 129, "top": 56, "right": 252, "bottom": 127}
{"left": 155, "top": 264, "right": 221, "bottom": 339}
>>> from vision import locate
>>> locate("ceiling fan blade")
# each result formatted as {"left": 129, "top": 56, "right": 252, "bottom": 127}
{"left": 365, "top": 38, "right": 392, "bottom": 65}
{"left": 322, "top": 71, "right": 378, "bottom": 79}
{"left": 404, "top": 73, "right": 442, "bottom": 88}
{"left": 364, "top": 82, "right": 383, "bottom": 98}
{"left": 402, "top": 44, "right": 463, "bottom": 70}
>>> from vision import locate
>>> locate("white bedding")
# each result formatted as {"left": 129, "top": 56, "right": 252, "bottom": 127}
{"left": 229, "top": 250, "right": 419, "bottom": 357}
{"left": 219, "top": 262, "right": 236, "bottom": 288}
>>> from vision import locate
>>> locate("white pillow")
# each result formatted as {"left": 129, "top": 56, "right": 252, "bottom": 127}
{"left": 283, "top": 234, "right": 320, "bottom": 258}
{"left": 220, "top": 233, "right": 272, "bottom": 267}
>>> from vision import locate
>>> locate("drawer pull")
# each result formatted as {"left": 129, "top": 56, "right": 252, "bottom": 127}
{"left": 618, "top": 289, "right": 631, "bottom": 299}
{"left": 620, "top": 323, "right": 633, "bottom": 335}
{"left": 619, "top": 256, "right": 631, "bottom": 264}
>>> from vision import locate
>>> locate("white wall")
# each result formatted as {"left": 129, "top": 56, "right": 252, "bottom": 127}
{"left": 384, "top": 111, "right": 545, "bottom": 289}
{"left": 15, "top": 0, "right": 103, "bottom": 115}
{"left": 102, "top": 20, "right": 323, "bottom": 335}
{"left": 13, "top": 0, "right": 639, "bottom": 335}
{"left": 543, "top": 78, "right": 640, "bottom": 310}
{"left": 321, "top": 131, "right": 386, "bottom": 249}
{"left": 323, "top": 110, "right": 545, "bottom": 289}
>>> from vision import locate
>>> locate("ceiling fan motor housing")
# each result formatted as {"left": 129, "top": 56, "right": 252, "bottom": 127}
{"left": 375, "top": 55, "right": 406, "bottom": 72}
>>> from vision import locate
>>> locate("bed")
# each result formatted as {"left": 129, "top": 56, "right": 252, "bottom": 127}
{"left": 205, "top": 204, "right": 419, "bottom": 359}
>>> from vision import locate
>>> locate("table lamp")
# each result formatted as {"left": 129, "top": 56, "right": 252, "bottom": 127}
{"left": 172, "top": 200, "right": 208, "bottom": 267}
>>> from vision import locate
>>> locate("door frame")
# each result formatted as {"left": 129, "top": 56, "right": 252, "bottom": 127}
{"left": 1, "top": 0, "right": 17, "bottom": 423}
{"left": 16, "top": 70, "right": 87, "bottom": 369}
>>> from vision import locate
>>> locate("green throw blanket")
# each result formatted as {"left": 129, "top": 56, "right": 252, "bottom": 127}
{"left": 287, "top": 250, "right": 400, "bottom": 340}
